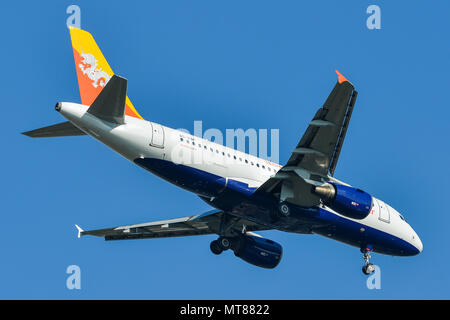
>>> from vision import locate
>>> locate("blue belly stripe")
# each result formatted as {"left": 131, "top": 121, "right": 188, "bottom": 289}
{"left": 134, "top": 157, "right": 420, "bottom": 257}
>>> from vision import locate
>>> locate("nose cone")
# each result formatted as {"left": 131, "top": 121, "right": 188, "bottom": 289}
{"left": 414, "top": 233, "right": 423, "bottom": 254}
{"left": 409, "top": 228, "right": 423, "bottom": 255}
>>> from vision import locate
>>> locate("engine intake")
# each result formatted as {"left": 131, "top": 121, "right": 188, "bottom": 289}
{"left": 233, "top": 235, "right": 283, "bottom": 269}
{"left": 313, "top": 183, "right": 372, "bottom": 219}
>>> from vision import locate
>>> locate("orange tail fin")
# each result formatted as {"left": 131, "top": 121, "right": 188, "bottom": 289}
{"left": 69, "top": 27, "right": 143, "bottom": 119}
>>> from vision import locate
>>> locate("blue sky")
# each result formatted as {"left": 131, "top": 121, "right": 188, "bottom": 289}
{"left": 0, "top": 1, "right": 449, "bottom": 299}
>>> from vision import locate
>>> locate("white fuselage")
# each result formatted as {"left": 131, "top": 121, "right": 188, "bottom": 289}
{"left": 59, "top": 102, "right": 423, "bottom": 256}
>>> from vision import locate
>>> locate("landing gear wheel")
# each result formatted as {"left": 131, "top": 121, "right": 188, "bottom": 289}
{"left": 210, "top": 240, "right": 223, "bottom": 255}
{"left": 278, "top": 202, "right": 290, "bottom": 217}
{"left": 218, "top": 237, "right": 231, "bottom": 250}
{"left": 361, "top": 247, "right": 376, "bottom": 275}
{"left": 362, "top": 263, "right": 375, "bottom": 275}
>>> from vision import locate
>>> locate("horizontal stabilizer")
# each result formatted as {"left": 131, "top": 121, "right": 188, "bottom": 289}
{"left": 87, "top": 75, "right": 127, "bottom": 124}
{"left": 22, "top": 121, "right": 86, "bottom": 138}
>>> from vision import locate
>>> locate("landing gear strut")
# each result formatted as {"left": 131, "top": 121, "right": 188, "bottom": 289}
{"left": 361, "top": 247, "right": 375, "bottom": 275}
{"left": 210, "top": 212, "right": 237, "bottom": 255}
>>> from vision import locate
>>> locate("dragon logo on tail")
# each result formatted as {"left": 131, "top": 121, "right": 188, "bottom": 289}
{"left": 78, "top": 53, "right": 111, "bottom": 88}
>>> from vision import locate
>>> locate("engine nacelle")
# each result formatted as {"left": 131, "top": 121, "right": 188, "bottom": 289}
{"left": 232, "top": 235, "right": 283, "bottom": 269}
{"left": 313, "top": 183, "right": 372, "bottom": 220}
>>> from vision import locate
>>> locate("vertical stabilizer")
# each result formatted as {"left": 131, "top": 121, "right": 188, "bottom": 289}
{"left": 69, "top": 27, "right": 143, "bottom": 120}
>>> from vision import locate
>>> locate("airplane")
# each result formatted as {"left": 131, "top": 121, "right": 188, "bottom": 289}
{"left": 23, "top": 27, "right": 422, "bottom": 274}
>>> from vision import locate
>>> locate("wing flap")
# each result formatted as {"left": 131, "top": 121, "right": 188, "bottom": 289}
{"left": 328, "top": 90, "right": 358, "bottom": 176}
{"left": 78, "top": 209, "right": 269, "bottom": 241}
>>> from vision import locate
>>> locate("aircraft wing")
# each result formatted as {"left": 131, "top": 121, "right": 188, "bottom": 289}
{"left": 255, "top": 71, "right": 357, "bottom": 206}
{"left": 77, "top": 209, "right": 269, "bottom": 241}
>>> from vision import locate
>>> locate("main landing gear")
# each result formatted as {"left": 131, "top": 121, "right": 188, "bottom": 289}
{"left": 210, "top": 236, "right": 232, "bottom": 255}
{"left": 278, "top": 202, "right": 290, "bottom": 217}
{"left": 210, "top": 212, "right": 236, "bottom": 255}
{"left": 361, "top": 247, "right": 376, "bottom": 275}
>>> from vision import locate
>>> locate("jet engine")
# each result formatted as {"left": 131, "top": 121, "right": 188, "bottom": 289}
{"left": 232, "top": 234, "right": 283, "bottom": 269}
{"left": 313, "top": 183, "right": 372, "bottom": 219}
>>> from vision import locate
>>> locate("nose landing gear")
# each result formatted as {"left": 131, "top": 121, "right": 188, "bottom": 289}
{"left": 362, "top": 247, "right": 375, "bottom": 275}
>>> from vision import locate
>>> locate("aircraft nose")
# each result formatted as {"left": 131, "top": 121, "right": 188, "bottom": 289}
{"left": 415, "top": 234, "right": 423, "bottom": 253}
{"left": 411, "top": 230, "right": 423, "bottom": 254}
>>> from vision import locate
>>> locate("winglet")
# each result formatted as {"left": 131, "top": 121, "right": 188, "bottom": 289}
{"left": 75, "top": 224, "right": 84, "bottom": 238}
{"left": 335, "top": 70, "right": 348, "bottom": 84}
